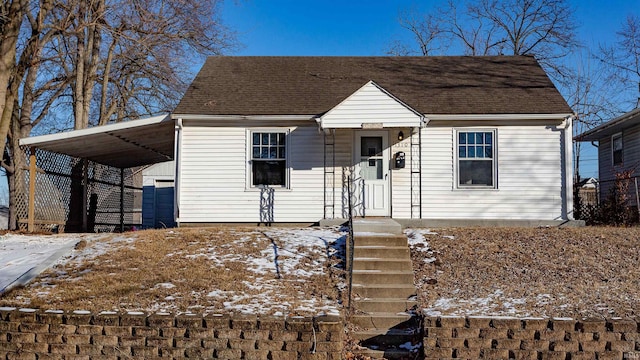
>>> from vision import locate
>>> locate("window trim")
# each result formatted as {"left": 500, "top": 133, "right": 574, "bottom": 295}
{"left": 454, "top": 128, "right": 498, "bottom": 190}
{"left": 611, "top": 132, "right": 623, "bottom": 166}
{"left": 246, "top": 128, "right": 291, "bottom": 190}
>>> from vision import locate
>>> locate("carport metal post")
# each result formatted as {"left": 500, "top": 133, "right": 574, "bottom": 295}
{"left": 120, "top": 168, "right": 125, "bottom": 232}
{"left": 27, "top": 147, "right": 37, "bottom": 232}
{"left": 82, "top": 158, "right": 88, "bottom": 232}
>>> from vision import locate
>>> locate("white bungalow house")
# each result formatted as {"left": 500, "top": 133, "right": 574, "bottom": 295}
{"left": 170, "top": 56, "right": 575, "bottom": 226}
{"left": 20, "top": 56, "right": 576, "bottom": 229}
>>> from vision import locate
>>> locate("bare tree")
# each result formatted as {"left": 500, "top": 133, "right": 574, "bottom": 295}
{"left": 393, "top": 0, "right": 579, "bottom": 79}
{"left": 1, "top": 0, "right": 235, "bottom": 229}
{"left": 51, "top": 0, "right": 235, "bottom": 129}
{"left": 1, "top": 0, "right": 60, "bottom": 229}
{"left": 599, "top": 15, "right": 640, "bottom": 109}
{"left": 567, "top": 51, "right": 626, "bottom": 182}
{"left": 0, "top": 0, "right": 28, "bottom": 159}
{"left": 388, "top": 7, "right": 447, "bottom": 56}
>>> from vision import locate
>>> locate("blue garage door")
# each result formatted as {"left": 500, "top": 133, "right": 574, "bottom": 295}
{"left": 154, "top": 180, "right": 175, "bottom": 228}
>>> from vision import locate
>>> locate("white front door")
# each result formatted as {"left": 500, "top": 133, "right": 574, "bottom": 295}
{"left": 355, "top": 131, "right": 390, "bottom": 216}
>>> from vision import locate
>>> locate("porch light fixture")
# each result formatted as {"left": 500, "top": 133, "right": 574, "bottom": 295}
{"left": 398, "top": 131, "right": 404, "bottom": 141}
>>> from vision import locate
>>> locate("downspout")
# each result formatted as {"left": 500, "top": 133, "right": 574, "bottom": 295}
{"left": 562, "top": 115, "right": 575, "bottom": 220}
{"left": 174, "top": 118, "right": 183, "bottom": 226}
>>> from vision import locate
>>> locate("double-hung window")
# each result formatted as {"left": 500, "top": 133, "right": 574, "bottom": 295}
{"left": 251, "top": 131, "right": 287, "bottom": 187}
{"left": 612, "top": 133, "right": 623, "bottom": 166}
{"left": 457, "top": 130, "right": 496, "bottom": 188}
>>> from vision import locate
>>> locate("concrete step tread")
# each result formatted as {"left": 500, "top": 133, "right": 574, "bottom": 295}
{"left": 351, "top": 328, "right": 421, "bottom": 337}
{"left": 354, "top": 298, "right": 419, "bottom": 313}
{"left": 358, "top": 297, "right": 417, "bottom": 301}
{"left": 352, "top": 270, "right": 414, "bottom": 274}
{"left": 354, "top": 232, "right": 404, "bottom": 237}
{"left": 353, "top": 258, "right": 413, "bottom": 263}
{"left": 352, "top": 311, "right": 414, "bottom": 317}
{"left": 350, "top": 347, "right": 419, "bottom": 359}
{"left": 354, "top": 245, "right": 408, "bottom": 249}
{"left": 350, "top": 312, "right": 421, "bottom": 331}
{"left": 352, "top": 283, "right": 416, "bottom": 289}
{"left": 352, "top": 219, "right": 402, "bottom": 235}
{"left": 351, "top": 284, "right": 417, "bottom": 299}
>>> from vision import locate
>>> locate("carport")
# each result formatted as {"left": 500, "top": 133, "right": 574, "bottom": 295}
{"left": 18, "top": 115, "right": 175, "bottom": 232}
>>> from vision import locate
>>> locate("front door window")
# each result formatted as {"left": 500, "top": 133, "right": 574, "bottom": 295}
{"left": 360, "top": 136, "right": 383, "bottom": 180}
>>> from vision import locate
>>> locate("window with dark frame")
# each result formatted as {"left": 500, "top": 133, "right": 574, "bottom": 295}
{"left": 251, "top": 132, "right": 286, "bottom": 187}
{"left": 457, "top": 130, "right": 495, "bottom": 187}
{"left": 612, "top": 134, "right": 623, "bottom": 166}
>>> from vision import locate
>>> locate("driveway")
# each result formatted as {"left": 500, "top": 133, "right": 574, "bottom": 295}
{"left": 0, "top": 234, "right": 80, "bottom": 294}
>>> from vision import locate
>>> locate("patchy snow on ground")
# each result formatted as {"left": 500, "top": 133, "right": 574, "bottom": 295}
{"left": 0, "top": 234, "right": 86, "bottom": 293}
{"left": 424, "top": 290, "right": 529, "bottom": 317}
{"left": 208, "top": 227, "right": 345, "bottom": 316}
{"left": 405, "top": 228, "right": 451, "bottom": 252}
{"left": 404, "top": 229, "right": 440, "bottom": 264}
{"left": 3, "top": 227, "right": 346, "bottom": 316}
{"left": 413, "top": 227, "right": 640, "bottom": 319}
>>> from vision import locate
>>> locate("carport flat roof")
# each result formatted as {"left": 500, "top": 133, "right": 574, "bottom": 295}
{"left": 20, "top": 115, "right": 175, "bottom": 168}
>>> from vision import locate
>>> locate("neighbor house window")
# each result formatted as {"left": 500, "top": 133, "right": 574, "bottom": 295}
{"left": 251, "top": 132, "right": 287, "bottom": 187}
{"left": 612, "top": 133, "right": 623, "bottom": 166}
{"left": 457, "top": 130, "right": 496, "bottom": 188}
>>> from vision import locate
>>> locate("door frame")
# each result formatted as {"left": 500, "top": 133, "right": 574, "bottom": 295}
{"left": 354, "top": 130, "right": 391, "bottom": 217}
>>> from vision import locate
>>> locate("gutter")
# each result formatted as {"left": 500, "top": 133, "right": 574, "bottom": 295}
{"left": 170, "top": 114, "right": 316, "bottom": 121}
{"left": 424, "top": 113, "right": 573, "bottom": 121}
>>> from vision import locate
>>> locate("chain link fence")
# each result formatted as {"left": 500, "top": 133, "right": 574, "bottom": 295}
{"left": 14, "top": 146, "right": 142, "bottom": 232}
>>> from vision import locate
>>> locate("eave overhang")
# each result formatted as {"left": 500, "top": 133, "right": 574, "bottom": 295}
{"left": 575, "top": 108, "right": 640, "bottom": 142}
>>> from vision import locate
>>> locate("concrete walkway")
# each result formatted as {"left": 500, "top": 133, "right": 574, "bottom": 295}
{"left": 0, "top": 234, "right": 80, "bottom": 295}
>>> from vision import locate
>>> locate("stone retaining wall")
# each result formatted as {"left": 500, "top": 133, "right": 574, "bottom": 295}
{"left": 424, "top": 315, "right": 640, "bottom": 359}
{"left": 0, "top": 308, "right": 343, "bottom": 359}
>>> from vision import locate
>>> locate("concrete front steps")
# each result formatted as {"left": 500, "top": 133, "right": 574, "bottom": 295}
{"left": 348, "top": 219, "right": 423, "bottom": 360}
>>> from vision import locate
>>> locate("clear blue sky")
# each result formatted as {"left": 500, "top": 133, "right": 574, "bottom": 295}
{"left": 222, "top": 0, "right": 638, "bottom": 56}
{"left": 221, "top": 0, "right": 640, "bottom": 179}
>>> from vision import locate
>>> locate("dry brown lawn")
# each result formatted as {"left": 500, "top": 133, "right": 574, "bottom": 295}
{"left": 0, "top": 227, "right": 346, "bottom": 316}
{"left": 407, "top": 226, "right": 640, "bottom": 319}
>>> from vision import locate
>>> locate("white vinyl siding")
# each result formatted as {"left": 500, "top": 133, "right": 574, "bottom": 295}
{"left": 178, "top": 123, "right": 324, "bottom": 223}
{"left": 390, "top": 129, "right": 413, "bottom": 219}
{"left": 320, "top": 82, "right": 421, "bottom": 128}
{"left": 421, "top": 125, "right": 563, "bottom": 220}
{"left": 178, "top": 121, "right": 567, "bottom": 222}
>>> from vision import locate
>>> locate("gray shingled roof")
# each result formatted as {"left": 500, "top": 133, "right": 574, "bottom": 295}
{"left": 173, "top": 56, "right": 572, "bottom": 116}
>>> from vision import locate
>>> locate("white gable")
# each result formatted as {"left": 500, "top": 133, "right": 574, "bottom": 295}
{"left": 319, "top": 81, "right": 423, "bottom": 129}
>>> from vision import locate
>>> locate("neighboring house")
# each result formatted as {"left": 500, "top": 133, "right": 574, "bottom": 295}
{"left": 576, "top": 177, "right": 599, "bottom": 206}
{"left": 19, "top": 56, "right": 576, "bottom": 228}
{"left": 170, "top": 56, "right": 575, "bottom": 225}
{"left": 142, "top": 161, "right": 176, "bottom": 229}
{"left": 576, "top": 108, "right": 640, "bottom": 206}
{"left": 577, "top": 177, "right": 598, "bottom": 189}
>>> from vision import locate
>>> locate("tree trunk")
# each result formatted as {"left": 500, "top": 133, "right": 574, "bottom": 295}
{"left": 6, "top": 101, "right": 30, "bottom": 230}
{"left": 0, "top": 0, "right": 25, "bottom": 158}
